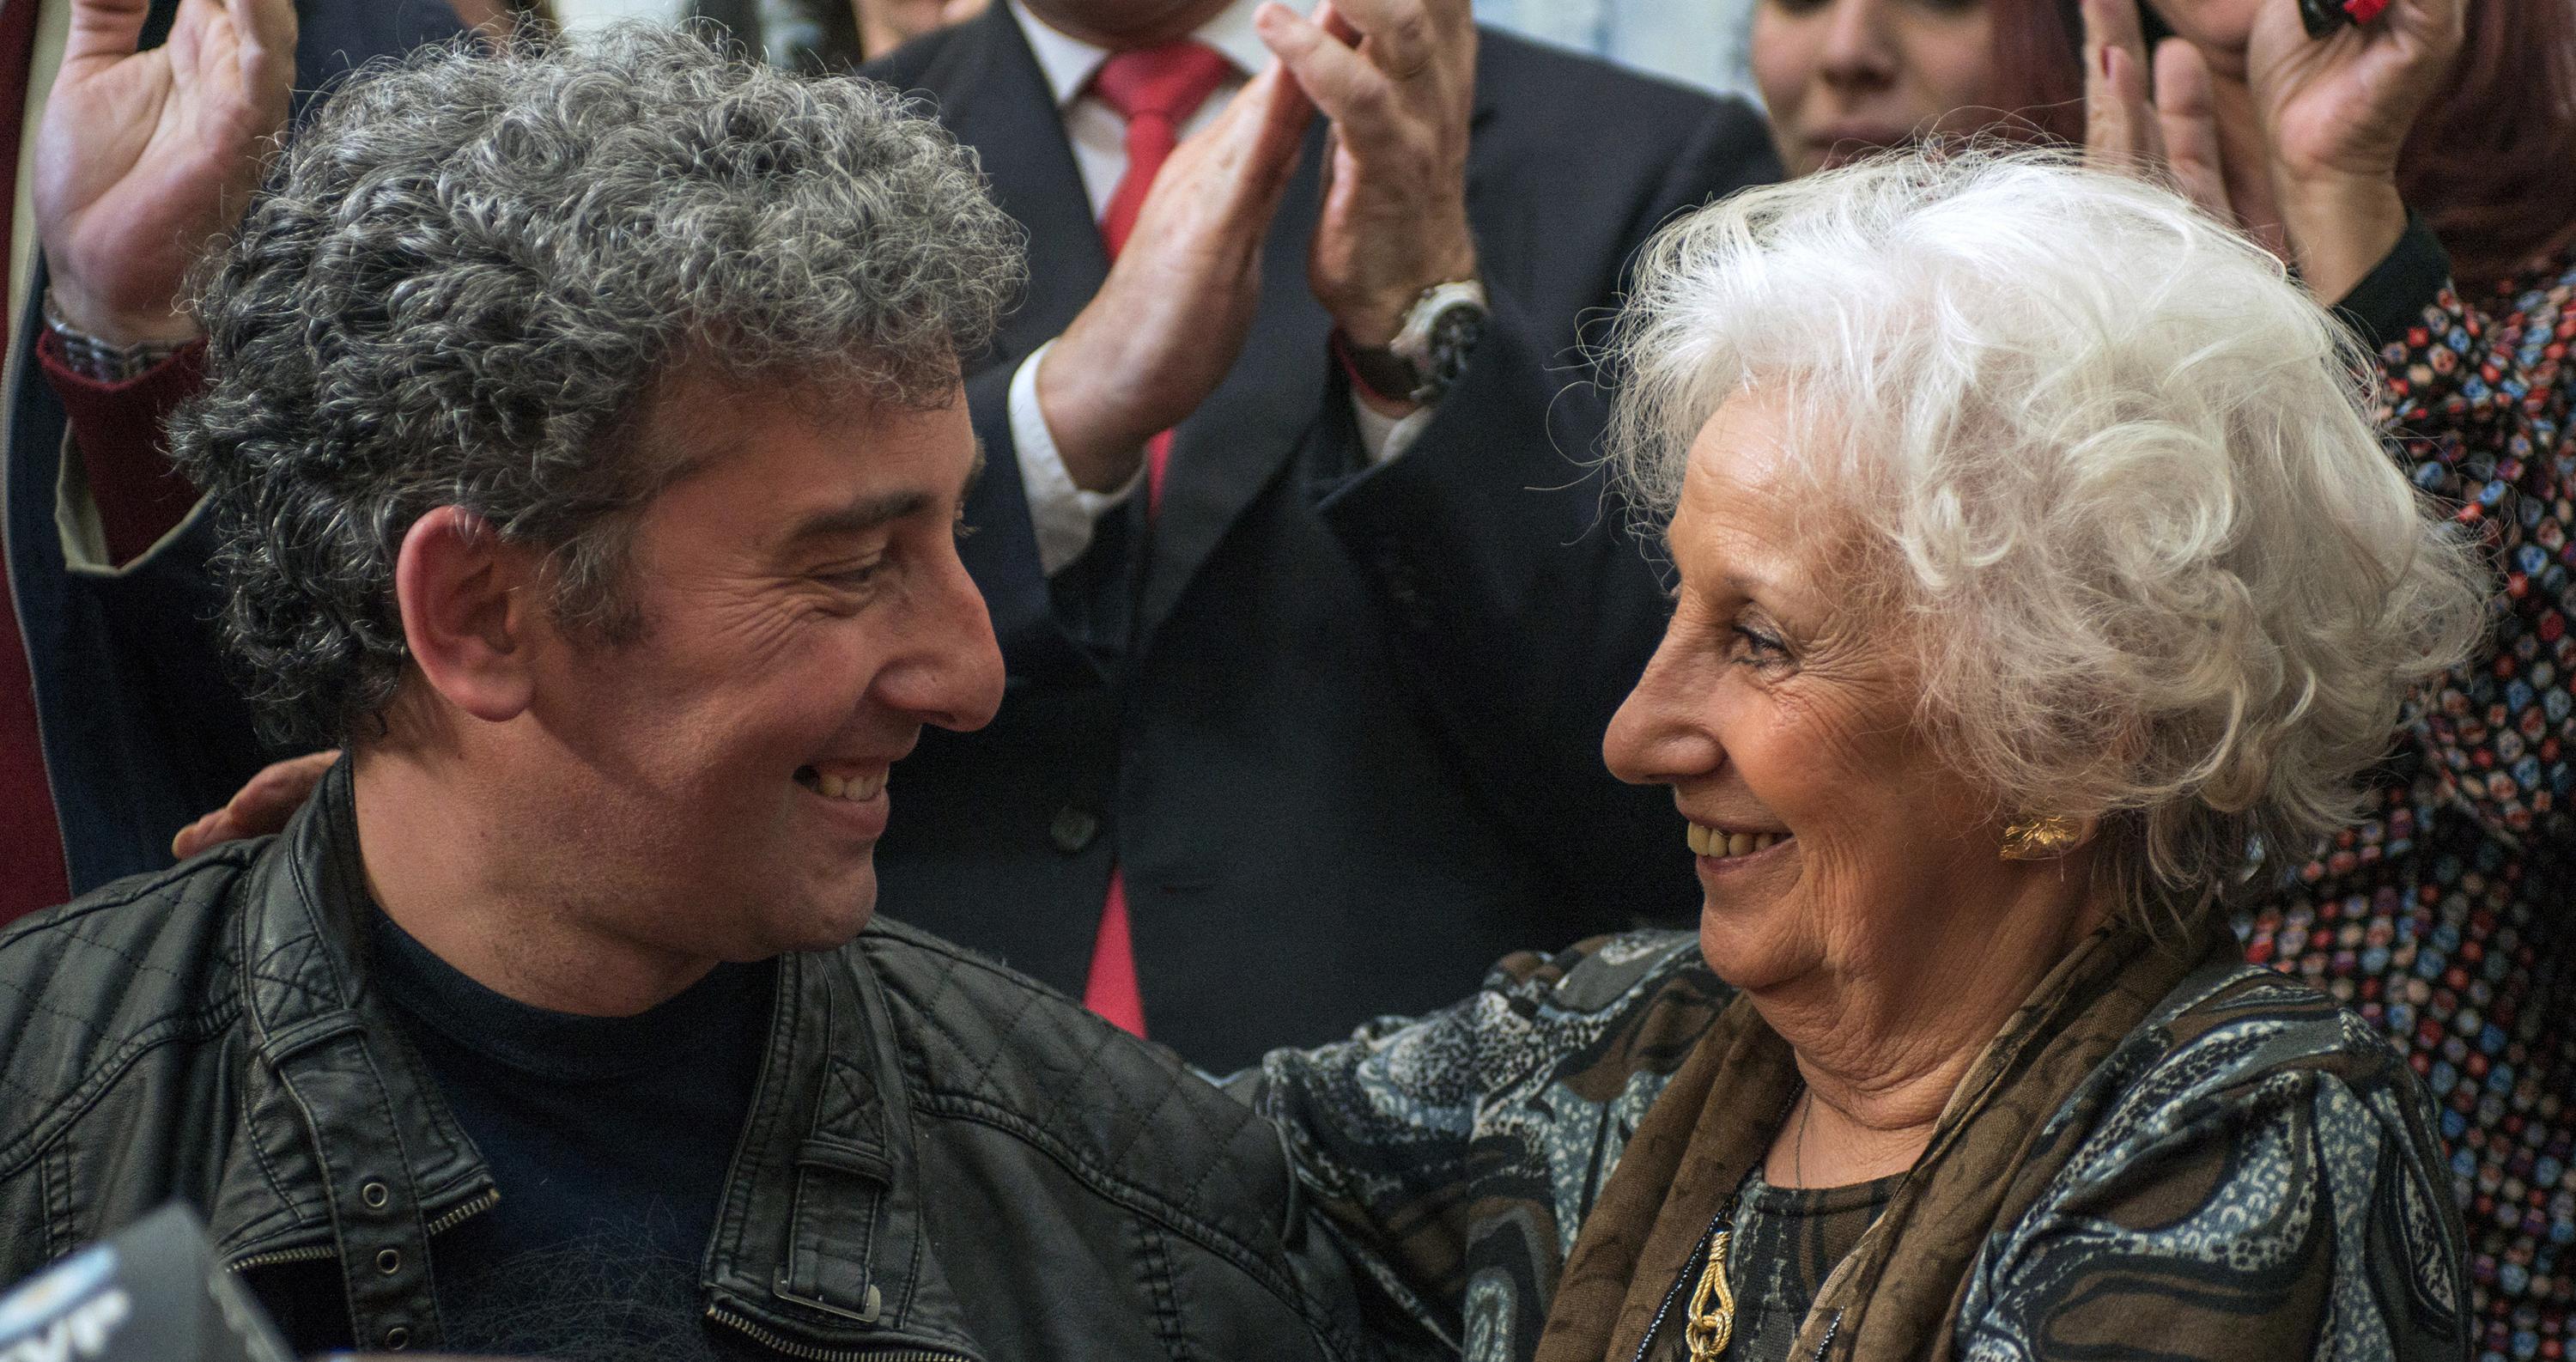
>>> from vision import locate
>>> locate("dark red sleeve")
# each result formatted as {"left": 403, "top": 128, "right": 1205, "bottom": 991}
{"left": 33, "top": 331, "right": 208, "bottom": 568}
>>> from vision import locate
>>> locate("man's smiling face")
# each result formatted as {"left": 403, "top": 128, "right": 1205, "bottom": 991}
{"left": 507, "top": 367, "right": 1004, "bottom": 964}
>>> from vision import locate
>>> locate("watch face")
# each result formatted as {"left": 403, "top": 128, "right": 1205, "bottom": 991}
{"left": 1426, "top": 303, "right": 1489, "bottom": 392}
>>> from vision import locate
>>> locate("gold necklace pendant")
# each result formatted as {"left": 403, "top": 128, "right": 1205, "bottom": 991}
{"left": 1682, "top": 1228, "right": 1735, "bottom": 1362}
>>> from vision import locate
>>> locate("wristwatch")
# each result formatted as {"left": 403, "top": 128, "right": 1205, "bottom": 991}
{"left": 1343, "top": 279, "right": 1489, "bottom": 407}
{"left": 42, "top": 292, "right": 189, "bottom": 384}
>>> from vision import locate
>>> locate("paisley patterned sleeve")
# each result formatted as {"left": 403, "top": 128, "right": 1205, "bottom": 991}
{"left": 1953, "top": 974, "right": 2471, "bottom": 1361}
{"left": 2354, "top": 226, "right": 2576, "bottom": 847}
{"left": 1235, "top": 932, "right": 1720, "bottom": 1359}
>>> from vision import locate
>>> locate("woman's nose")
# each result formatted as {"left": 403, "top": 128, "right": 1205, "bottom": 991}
{"left": 1603, "top": 632, "right": 1724, "bottom": 787}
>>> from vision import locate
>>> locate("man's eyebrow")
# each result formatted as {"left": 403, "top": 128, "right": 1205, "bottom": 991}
{"left": 781, "top": 490, "right": 934, "bottom": 545}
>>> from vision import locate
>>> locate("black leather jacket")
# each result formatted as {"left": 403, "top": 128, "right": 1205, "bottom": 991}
{"left": 0, "top": 763, "right": 1376, "bottom": 1361}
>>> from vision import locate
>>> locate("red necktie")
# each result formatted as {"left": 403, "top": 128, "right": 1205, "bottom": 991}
{"left": 1078, "top": 39, "right": 1233, "bottom": 1038}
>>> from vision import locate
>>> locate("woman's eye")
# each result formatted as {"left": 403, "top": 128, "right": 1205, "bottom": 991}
{"left": 1730, "top": 624, "right": 1789, "bottom": 661}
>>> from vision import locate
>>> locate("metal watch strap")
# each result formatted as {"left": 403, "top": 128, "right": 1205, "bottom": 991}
{"left": 42, "top": 291, "right": 188, "bottom": 383}
{"left": 1345, "top": 278, "right": 1488, "bottom": 407}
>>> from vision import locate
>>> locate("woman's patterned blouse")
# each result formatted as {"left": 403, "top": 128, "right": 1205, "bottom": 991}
{"left": 1243, "top": 933, "right": 2464, "bottom": 1362}
{"left": 2257, "top": 226, "right": 2576, "bottom": 1362}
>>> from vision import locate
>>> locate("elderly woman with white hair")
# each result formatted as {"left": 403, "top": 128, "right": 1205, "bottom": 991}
{"left": 1246, "top": 149, "right": 2480, "bottom": 1362}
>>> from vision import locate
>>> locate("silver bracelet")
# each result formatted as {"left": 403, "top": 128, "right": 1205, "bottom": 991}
{"left": 41, "top": 292, "right": 189, "bottom": 383}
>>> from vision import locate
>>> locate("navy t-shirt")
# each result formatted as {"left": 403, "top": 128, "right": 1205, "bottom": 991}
{"left": 370, "top": 910, "right": 775, "bottom": 1360}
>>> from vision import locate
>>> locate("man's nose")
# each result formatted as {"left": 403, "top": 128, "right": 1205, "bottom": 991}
{"left": 879, "top": 548, "right": 1005, "bottom": 733}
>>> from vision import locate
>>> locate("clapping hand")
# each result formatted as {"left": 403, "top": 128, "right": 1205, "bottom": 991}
{"left": 1255, "top": 0, "right": 1479, "bottom": 412}
{"left": 34, "top": 0, "right": 296, "bottom": 346}
{"left": 1036, "top": 64, "right": 1316, "bottom": 491}
{"left": 2084, "top": 0, "right": 2464, "bottom": 302}
{"left": 2247, "top": 0, "right": 2462, "bottom": 298}
{"left": 2081, "top": 0, "right": 2238, "bottom": 234}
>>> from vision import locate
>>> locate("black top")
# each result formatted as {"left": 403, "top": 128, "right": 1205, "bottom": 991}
{"left": 370, "top": 910, "right": 774, "bottom": 1360}
{"left": 1646, "top": 1167, "right": 1905, "bottom": 1362}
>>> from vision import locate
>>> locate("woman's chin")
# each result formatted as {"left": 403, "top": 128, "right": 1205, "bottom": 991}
{"left": 1692, "top": 904, "right": 1810, "bottom": 994}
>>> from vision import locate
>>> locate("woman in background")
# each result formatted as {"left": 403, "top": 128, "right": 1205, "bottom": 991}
{"left": 2085, "top": 4, "right": 2576, "bottom": 1359}
{"left": 1749, "top": 0, "right": 2084, "bottom": 174}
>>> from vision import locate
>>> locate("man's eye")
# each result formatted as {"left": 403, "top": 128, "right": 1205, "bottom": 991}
{"left": 954, "top": 508, "right": 978, "bottom": 542}
{"left": 816, "top": 560, "right": 887, "bottom": 590}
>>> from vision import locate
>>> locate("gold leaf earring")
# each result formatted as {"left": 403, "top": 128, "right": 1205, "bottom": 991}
{"left": 1999, "top": 815, "right": 2082, "bottom": 861}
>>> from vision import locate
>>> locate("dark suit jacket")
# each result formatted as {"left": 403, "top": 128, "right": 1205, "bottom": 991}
{"left": 863, "top": 10, "right": 1778, "bottom": 1068}
{"left": 3, "top": 0, "right": 467, "bottom": 896}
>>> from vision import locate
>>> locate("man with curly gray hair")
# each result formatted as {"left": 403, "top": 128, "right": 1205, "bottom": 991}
{"left": 0, "top": 27, "right": 1376, "bottom": 1362}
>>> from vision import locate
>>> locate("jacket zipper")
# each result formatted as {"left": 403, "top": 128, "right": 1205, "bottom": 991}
{"left": 706, "top": 1304, "right": 969, "bottom": 1362}
{"left": 225, "top": 1186, "right": 501, "bottom": 1275}
{"left": 225, "top": 1243, "right": 336, "bottom": 1274}
{"left": 422, "top": 1186, "right": 500, "bottom": 1236}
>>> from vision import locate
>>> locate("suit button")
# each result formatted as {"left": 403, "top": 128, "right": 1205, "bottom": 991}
{"left": 1372, "top": 546, "right": 1423, "bottom": 607}
{"left": 1049, "top": 806, "right": 1101, "bottom": 854}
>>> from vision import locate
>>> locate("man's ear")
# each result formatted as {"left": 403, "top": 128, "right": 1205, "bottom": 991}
{"left": 394, "top": 506, "right": 541, "bottom": 724}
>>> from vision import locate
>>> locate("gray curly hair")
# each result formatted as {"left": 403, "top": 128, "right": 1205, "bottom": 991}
{"left": 170, "top": 23, "right": 1023, "bottom": 750}
{"left": 1607, "top": 149, "right": 2487, "bottom": 921}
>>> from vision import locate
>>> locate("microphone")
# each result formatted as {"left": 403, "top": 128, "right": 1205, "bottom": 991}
{"left": 0, "top": 1203, "right": 293, "bottom": 1362}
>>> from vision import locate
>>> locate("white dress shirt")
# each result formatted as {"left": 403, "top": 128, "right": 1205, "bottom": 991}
{"left": 1004, "top": 0, "right": 1431, "bottom": 575}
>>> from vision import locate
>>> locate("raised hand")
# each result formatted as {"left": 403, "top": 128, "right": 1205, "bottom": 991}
{"left": 1254, "top": 0, "right": 1479, "bottom": 404}
{"left": 1037, "top": 63, "right": 1315, "bottom": 492}
{"left": 2080, "top": 0, "right": 2236, "bottom": 230}
{"left": 33, "top": 0, "right": 296, "bottom": 346}
{"left": 2246, "top": 0, "right": 2463, "bottom": 299}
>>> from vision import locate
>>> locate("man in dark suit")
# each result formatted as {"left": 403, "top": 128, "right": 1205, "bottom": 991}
{"left": 863, "top": 0, "right": 1778, "bottom": 1067}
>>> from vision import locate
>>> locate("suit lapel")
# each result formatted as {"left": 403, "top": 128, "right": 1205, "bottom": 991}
{"left": 1138, "top": 53, "right": 1498, "bottom": 642}
{"left": 919, "top": 8, "right": 1109, "bottom": 368}
{"left": 1137, "top": 120, "right": 1333, "bottom": 641}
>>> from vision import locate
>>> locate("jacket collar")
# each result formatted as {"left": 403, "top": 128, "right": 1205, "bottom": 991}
{"left": 699, "top": 944, "right": 985, "bottom": 1360}
{"left": 215, "top": 758, "right": 980, "bottom": 1359}
{"left": 212, "top": 757, "right": 490, "bottom": 1265}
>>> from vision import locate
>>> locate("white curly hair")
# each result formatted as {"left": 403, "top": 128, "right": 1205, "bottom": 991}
{"left": 1606, "top": 147, "right": 2487, "bottom": 920}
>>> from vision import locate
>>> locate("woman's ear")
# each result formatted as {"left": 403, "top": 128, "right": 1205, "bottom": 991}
{"left": 393, "top": 506, "right": 540, "bottom": 724}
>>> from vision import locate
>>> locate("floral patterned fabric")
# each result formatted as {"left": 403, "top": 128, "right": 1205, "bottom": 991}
{"left": 2257, "top": 236, "right": 2576, "bottom": 1362}
{"left": 1242, "top": 926, "right": 2466, "bottom": 1362}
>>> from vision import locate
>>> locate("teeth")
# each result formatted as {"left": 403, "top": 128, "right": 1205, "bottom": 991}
{"left": 1689, "top": 824, "right": 1788, "bottom": 859}
{"left": 800, "top": 767, "right": 889, "bottom": 802}
{"left": 799, "top": 762, "right": 891, "bottom": 798}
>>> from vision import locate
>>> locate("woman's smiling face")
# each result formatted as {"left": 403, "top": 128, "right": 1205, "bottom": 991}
{"left": 1601, "top": 390, "right": 2038, "bottom": 994}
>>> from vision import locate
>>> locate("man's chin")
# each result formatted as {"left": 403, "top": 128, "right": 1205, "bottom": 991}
{"left": 781, "top": 869, "right": 879, "bottom": 954}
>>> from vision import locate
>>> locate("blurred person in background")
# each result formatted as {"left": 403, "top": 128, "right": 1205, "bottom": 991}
{"left": 1750, "top": 0, "right": 2085, "bottom": 173}
{"left": 1468, "top": 0, "right": 1762, "bottom": 99}
{"left": 547, "top": 0, "right": 981, "bottom": 65}
{"left": 2081, "top": 2, "right": 2576, "bottom": 1359}
{"left": 855, "top": 0, "right": 983, "bottom": 53}
{"left": 848, "top": 0, "right": 1775, "bottom": 1068}
{"left": 0, "top": 0, "right": 467, "bottom": 930}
